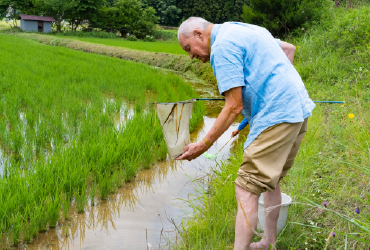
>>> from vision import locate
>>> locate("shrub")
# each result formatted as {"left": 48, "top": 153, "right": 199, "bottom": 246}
{"left": 51, "top": 30, "right": 118, "bottom": 39}
{"left": 241, "top": 0, "right": 330, "bottom": 37}
{"left": 143, "top": 35, "right": 156, "bottom": 42}
{"left": 127, "top": 34, "right": 138, "bottom": 41}
{"left": 153, "top": 30, "right": 177, "bottom": 40}
{"left": 94, "top": 0, "right": 158, "bottom": 39}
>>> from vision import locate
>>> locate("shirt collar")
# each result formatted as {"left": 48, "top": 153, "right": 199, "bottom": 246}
{"left": 210, "top": 24, "right": 220, "bottom": 51}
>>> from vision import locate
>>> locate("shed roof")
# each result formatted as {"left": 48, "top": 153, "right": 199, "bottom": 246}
{"left": 19, "top": 14, "right": 55, "bottom": 22}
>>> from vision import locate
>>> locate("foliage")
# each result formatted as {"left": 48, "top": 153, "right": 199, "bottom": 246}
{"left": 127, "top": 34, "right": 137, "bottom": 41}
{"left": 178, "top": 0, "right": 250, "bottom": 24}
{"left": 94, "top": 0, "right": 158, "bottom": 39}
{"left": 0, "top": 0, "right": 37, "bottom": 26}
{"left": 141, "top": 0, "right": 182, "bottom": 26}
{"left": 66, "top": 0, "right": 104, "bottom": 32}
{"left": 241, "top": 0, "right": 329, "bottom": 37}
{"left": 0, "top": 0, "right": 103, "bottom": 31}
{"left": 0, "top": 33, "right": 204, "bottom": 247}
{"left": 143, "top": 35, "right": 155, "bottom": 42}
{"left": 0, "top": 4, "right": 7, "bottom": 18}
{"left": 34, "top": 0, "right": 78, "bottom": 31}
{"left": 177, "top": 5, "right": 370, "bottom": 249}
{"left": 153, "top": 29, "right": 177, "bottom": 41}
{"left": 52, "top": 30, "right": 118, "bottom": 38}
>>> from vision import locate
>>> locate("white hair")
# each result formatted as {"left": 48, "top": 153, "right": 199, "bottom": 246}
{"left": 178, "top": 17, "right": 212, "bottom": 40}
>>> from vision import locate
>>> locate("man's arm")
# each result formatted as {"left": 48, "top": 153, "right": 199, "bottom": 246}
{"left": 280, "top": 41, "right": 296, "bottom": 64}
{"left": 176, "top": 87, "right": 243, "bottom": 161}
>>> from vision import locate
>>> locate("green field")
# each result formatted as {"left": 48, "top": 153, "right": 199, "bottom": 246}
{"left": 0, "top": 20, "right": 12, "bottom": 28}
{"left": 53, "top": 35, "right": 187, "bottom": 55}
{"left": 177, "top": 6, "right": 370, "bottom": 249}
{"left": 0, "top": 34, "right": 204, "bottom": 247}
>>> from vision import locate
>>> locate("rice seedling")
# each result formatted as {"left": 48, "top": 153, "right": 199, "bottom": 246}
{"left": 63, "top": 193, "right": 72, "bottom": 220}
{"left": 11, "top": 213, "right": 22, "bottom": 247}
{"left": 0, "top": 33, "right": 204, "bottom": 247}
{"left": 37, "top": 205, "right": 48, "bottom": 233}
{"left": 47, "top": 194, "right": 63, "bottom": 228}
{"left": 76, "top": 185, "right": 87, "bottom": 214}
{"left": 89, "top": 180, "right": 97, "bottom": 206}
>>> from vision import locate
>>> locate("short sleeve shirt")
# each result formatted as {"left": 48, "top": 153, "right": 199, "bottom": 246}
{"left": 210, "top": 22, "right": 315, "bottom": 149}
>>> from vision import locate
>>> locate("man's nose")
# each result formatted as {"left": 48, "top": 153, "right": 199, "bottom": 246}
{"left": 188, "top": 52, "right": 194, "bottom": 59}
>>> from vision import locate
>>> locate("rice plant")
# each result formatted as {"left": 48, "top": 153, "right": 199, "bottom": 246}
{"left": 76, "top": 185, "right": 87, "bottom": 214}
{"left": 0, "top": 33, "right": 205, "bottom": 247}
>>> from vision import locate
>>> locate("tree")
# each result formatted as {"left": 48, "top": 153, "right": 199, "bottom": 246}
{"left": 178, "top": 0, "right": 250, "bottom": 24}
{"left": 104, "top": 0, "right": 118, "bottom": 6}
{"left": 141, "top": 0, "right": 181, "bottom": 26}
{"left": 0, "top": 3, "right": 8, "bottom": 19}
{"left": 241, "top": 0, "right": 327, "bottom": 37}
{"left": 0, "top": 0, "right": 38, "bottom": 26}
{"left": 95, "top": 0, "right": 158, "bottom": 38}
{"left": 35, "top": 0, "right": 78, "bottom": 31}
{"left": 66, "top": 0, "right": 104, "bottom": 31}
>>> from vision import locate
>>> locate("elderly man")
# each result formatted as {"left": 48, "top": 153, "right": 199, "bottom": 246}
{"left": 176, "top": 17, "right": 315, "bottom": 250}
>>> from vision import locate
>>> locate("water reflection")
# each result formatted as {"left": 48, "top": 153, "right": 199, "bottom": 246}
{"left": 17, "top": 113, "right": 247, "bottom": 250}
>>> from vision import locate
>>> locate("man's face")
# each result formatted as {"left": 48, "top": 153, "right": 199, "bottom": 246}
{"left": 179, "top": 30, "right": 210, "bottom": 63}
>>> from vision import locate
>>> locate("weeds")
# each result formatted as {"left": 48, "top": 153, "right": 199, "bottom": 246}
{"left": 52, "top": 30, "right": 118, "bottom": 39}
{"left": 176, "top": 4, "right": 370, "bottom": 249}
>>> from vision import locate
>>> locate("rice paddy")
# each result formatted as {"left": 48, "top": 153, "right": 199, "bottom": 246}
{"left": 0, "top": 34, "right": 204, "bottom": 247}
{"left": 52, "top": 35, "right": 186, "bottom": 55}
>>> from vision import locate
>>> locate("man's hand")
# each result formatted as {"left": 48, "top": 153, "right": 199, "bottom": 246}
{"left": 176, "top": 141, "right": 209, "bottom": 161}
{"left": 176, "top": 87, "right": 243, "bottom": 162}
{"left": 280, "top": 41, "right": 296, "bottom": 64}
{"left": 232, "top": 129, "right": 240, "bottom": 137}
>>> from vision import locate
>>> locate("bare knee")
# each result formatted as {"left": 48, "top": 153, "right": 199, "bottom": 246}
{"left": 235, "top": 183, "right": 245, "bottom": 199}
{"left": 235, "top": 184, "right": 259, "bottom": 206}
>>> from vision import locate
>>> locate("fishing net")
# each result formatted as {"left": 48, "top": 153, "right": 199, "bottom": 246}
{"left": 155, "top": 99, "right": 196, "bottom": 159}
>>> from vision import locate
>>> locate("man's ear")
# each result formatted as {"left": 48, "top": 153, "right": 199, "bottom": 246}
{"left": 193, "top": 29, "right": 203, "bottom": 39}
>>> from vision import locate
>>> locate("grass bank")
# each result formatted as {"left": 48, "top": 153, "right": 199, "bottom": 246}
{"left": 2, "top": 30, "right": 216, "bottom": 86}
{"left": 177, "top": 5, "right": 370, "bottom": 249}
{"left": 0, "top": 34, "right": 204, "bottom": 247}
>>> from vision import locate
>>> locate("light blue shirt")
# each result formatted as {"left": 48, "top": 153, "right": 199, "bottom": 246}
{"left": 210, "top": 22, "right": 315, "bottom": 149}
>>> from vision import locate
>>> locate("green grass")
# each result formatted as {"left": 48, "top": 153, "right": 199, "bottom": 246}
{"left": 51, "top": 35, "right": 187, "bottom": 55}
{"left": 0, "top": 34, "right": 204, "bottom": 247}
{"left": 0, "top": 20, "right": 12, "bottom": 28}
{"left": 176, "top": 5, "right": 370, "bottom": 249}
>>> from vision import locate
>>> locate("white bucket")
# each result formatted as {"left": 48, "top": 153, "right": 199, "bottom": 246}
{"left": 257, "top": 193, "right": 292, "bottom": 235}
{"left": 156, "top": 99, "right": 196, "bottom": 159}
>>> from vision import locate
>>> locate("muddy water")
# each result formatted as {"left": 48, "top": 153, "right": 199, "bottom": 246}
{"left": 20, "top": 112, "right": 245, "bottom": 249}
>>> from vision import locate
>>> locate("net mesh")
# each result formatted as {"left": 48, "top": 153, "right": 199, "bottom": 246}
{"left": 156, "top": 99, "right": 196, "bottom": 159}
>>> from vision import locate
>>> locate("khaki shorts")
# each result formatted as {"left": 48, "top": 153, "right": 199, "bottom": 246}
{"left": 235, "top": 118, "right": 308, "bottom": 196}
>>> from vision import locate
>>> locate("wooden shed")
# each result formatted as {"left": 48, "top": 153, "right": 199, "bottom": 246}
{"left": 19, "top": 14, "right": 55, "bottom": 33}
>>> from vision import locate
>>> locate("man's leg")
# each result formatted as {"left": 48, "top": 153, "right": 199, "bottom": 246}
{"left": 234, "top": 184, "right": 259, "bottom": 250}
{"left": 250, "top": 118, "right": 308, "bottom": 249}
{"left": 250, "top": 183, "right": 281, "bottom": 250}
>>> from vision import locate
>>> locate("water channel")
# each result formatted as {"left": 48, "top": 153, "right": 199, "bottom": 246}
{"left": 9, "top": 77, "right": 247, "bottom": 250}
